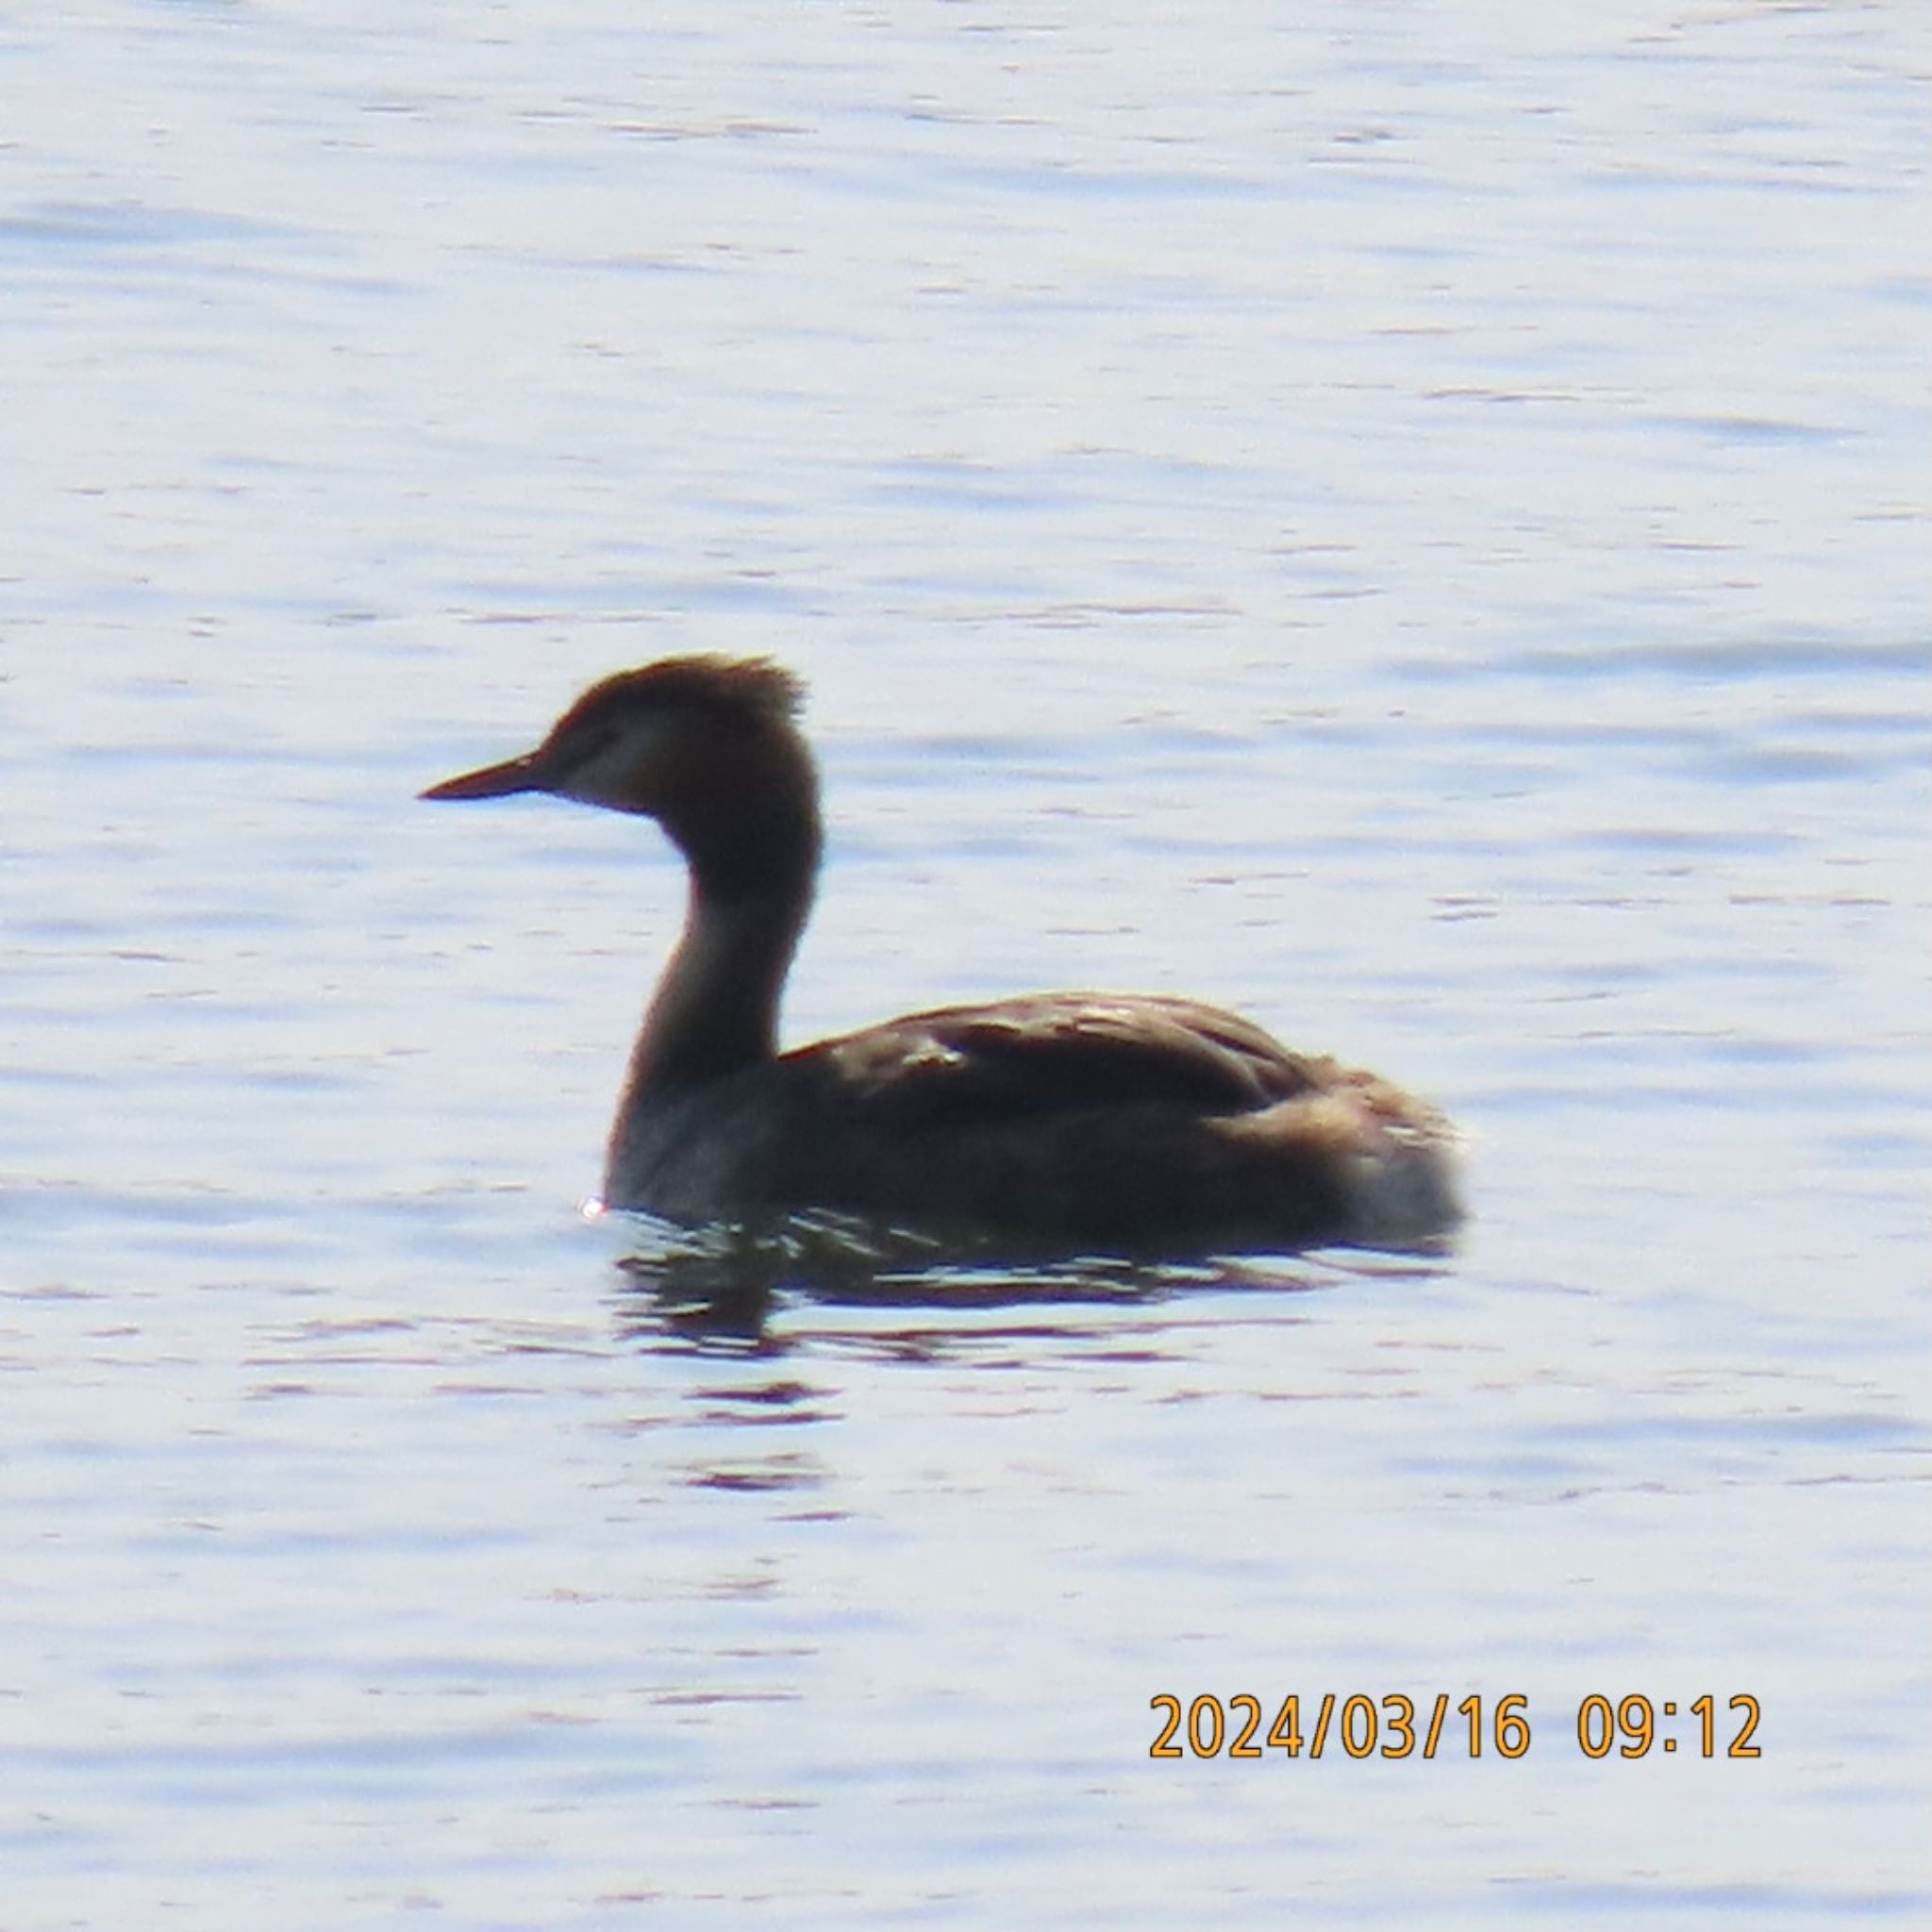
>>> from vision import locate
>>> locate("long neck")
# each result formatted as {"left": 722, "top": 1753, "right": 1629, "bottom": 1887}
{"left": 603, "top": 715, "right": 822, "bottom": 1199}
{"left": 613, "top": 731, "right": 823, "bottom": 1105}
{"left": 621, "top": 867, "right": 813, "bottom": 1098}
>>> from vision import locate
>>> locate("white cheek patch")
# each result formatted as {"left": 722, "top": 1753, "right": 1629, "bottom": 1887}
{"left": 554, "top": 714, "right": 668, "bottom": 810}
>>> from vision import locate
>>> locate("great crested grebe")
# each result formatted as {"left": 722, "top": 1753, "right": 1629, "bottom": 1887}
{"left": 424, "top": 657, "right": 1460, "bottom": 1253}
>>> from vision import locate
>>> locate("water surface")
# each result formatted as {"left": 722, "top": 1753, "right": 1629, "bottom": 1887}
{"left": 3, "top": 4, "right": 1927, "bottom": 1926}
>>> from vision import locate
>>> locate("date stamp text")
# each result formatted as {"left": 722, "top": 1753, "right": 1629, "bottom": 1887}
{"left": 1148, "top": 1692, "right": 1761, "bottom": 1761}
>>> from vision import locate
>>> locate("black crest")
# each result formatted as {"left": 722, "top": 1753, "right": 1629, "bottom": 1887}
{"left": 558, "top": 656, "right": 806, "bottom": 736}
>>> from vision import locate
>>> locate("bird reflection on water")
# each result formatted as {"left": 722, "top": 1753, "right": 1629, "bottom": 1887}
{"left": 602, "top": 1203, "right": 1449, "bottom": 1352}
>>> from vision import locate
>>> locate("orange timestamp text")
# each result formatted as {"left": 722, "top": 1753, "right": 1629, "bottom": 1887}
{"left": 1148, "top": 1691, "right": 1761, "bottom": 1761}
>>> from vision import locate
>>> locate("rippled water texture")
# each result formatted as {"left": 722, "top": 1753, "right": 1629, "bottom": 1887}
{"left": 4, "top": 4, "right": 1928, "bottom": 1927}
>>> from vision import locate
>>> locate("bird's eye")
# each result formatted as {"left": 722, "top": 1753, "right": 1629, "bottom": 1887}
{"left": 568, "top": 727, "right": 622, "bottom": 774}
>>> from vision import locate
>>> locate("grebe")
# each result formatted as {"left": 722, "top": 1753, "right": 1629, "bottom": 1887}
{"left": 423, "top": 657, "right": 1460, "bottom": 1253}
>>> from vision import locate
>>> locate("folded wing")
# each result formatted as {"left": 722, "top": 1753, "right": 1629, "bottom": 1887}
{"left": 806, "top": 991, "right": 1330, "bottom": 1126}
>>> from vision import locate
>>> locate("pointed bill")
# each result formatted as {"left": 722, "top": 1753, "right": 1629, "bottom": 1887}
{"left": 419, "top": 752, "right": 546, "bottom": 801}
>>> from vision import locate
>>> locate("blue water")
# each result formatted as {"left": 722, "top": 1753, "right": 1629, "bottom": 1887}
{"left": 4, "top": 4, "right": 1928, "bottom": 1926}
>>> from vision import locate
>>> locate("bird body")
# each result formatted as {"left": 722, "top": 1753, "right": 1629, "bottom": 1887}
{"left": 424, "top": 657, "right": 1459, "bottom": 1254}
